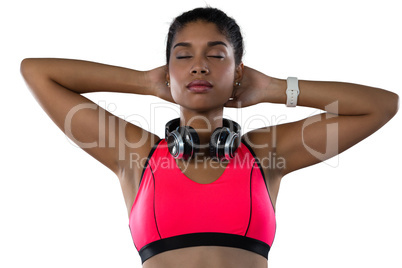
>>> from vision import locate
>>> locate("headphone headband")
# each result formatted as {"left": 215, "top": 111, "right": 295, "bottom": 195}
{"left": 165, "top": 117, "right": 242, "bottom": 160}
{"left": 165, "top": 118, "right": 241, "bottom": 141}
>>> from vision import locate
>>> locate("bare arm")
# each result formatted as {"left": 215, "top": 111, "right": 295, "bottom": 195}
{"left": 21, "top": 58, "right": 152, "bottom": 94}
{"left": 20, "top": 58, "right": 166, "bottom": 176}
{"left": 228, "top": 66, "right": 399, "bottom": 176}
{"left": 268, "top": 78, "right": 399, "bottom": 175}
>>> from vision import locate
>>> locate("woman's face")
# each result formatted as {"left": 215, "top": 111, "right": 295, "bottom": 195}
{"left": 167, "top": 20, "right": 243, "bottom": 112}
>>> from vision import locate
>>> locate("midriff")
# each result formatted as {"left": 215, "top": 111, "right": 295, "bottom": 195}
{"left": 142, "top": 246, "right": 268, "bottom": 268}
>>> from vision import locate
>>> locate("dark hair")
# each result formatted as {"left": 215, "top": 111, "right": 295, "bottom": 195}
{"left": 166, "top": 7, "right": 244, "bottom": 66}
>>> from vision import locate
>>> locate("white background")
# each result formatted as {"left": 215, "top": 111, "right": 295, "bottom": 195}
{"left": 1, "top": 0, "right": 401, "bottom": 267}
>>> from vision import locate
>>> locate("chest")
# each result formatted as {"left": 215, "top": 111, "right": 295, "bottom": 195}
{"left": 130, "top": 154, "right": 276, "bottom": 247}
{"left": 174, "top": 158, "right": 229, "bottom": 184}
{"left": 145, "top": 159, "right": 254, "bottom": 238}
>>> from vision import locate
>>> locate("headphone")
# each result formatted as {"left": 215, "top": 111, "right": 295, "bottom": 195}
{"left": 165, "top": 118, "right": 241, "bottom": 161}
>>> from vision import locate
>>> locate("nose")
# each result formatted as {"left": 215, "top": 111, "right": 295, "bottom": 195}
{"left": 190, "top": 58, "right": 209, "bottom": 75}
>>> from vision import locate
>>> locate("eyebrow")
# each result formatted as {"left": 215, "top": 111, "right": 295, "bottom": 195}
{"left": 173, "top": 41, "right": 228, "bottom": 49}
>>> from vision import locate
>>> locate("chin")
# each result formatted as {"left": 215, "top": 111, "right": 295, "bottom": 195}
{"left": 175, "top": 92, "right": 229, "bottom": 111}
{"left": 179, "top": 102, "right": 225, "bottom": 113}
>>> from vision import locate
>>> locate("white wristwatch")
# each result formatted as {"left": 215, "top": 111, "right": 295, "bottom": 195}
{"left": 286, "top": 77, "right": 300, "bottom": 107}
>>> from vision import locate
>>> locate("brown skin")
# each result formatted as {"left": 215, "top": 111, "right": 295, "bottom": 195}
{"left": 21, "top": 20, "right": 399, "bottom": 268}
{"left": 165, "top": 21, "right": 244, "bottom": 157}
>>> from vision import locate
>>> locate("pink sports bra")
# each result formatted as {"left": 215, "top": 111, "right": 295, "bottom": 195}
{"left": 129, "top": 138, "right": 276, "bottom": 264}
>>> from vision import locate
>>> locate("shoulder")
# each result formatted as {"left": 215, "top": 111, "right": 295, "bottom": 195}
{"left": 241, "top": 127, "right": 274, "bottom": 162}
{"left": 241, "top": 127, "right": 284, "bottom": 180}
{"left": 117, "top": 131, "right": 162, "bottom": 185}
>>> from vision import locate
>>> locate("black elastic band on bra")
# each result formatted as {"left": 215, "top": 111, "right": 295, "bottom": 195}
{"left": 240, "top": 138, "right": 266, "bottom": 181}
{"left": 241, "top": 138, "right": 276, "bottom": 213}
{"left": 138, "top": 232, "right": 270, "bottom": 264}
{"left": 139, "top": 138, "right": 163, "bottom": 187}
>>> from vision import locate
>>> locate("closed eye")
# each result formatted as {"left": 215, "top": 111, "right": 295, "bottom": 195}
{"left": 176, "top": 56, "right": 224, "bottom": 59}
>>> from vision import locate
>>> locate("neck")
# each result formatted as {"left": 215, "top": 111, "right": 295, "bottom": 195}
{"left": 179, "top": 107, "right": 224, "bottom": 158}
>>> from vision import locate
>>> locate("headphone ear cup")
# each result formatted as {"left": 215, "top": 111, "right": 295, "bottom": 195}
{"left": 209, "top": 128, "right": 220, "bottom": 160}
{"left": 209, "top": 127, "right": 229, "bottom": 160}
{"left": 211, "top": 127, "right": 240, "bottom": 160}
{"left": 166, "top": 130, "right": 182, "bottom": 159}
{"left": 178, "top": 126, "right": 200, "bottom": 160}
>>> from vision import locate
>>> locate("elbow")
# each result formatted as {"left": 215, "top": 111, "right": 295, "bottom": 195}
{"left": 20, "top": 58, "right": 35, "bottom": 79}
{"left": 20, "top": 58, "right": 47, "bottom": 84}
{"left": 375, "top": 91, "right": 399, "bottom": 125}
{"left": 385, "top": 92, "right": 399, "bottom": 119}
{"left": 20, "top": 58, "right": 28, "bottom": 77}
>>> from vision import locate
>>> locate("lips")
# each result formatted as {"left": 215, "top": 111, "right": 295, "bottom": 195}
{"left": 186, "top": 80, "right": 213, "bottom": 93}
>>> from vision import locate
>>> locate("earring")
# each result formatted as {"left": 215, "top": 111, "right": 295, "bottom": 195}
{"left": 235, "top": 81, "right": 241, "bottom": 87}
{"left": 166, "top": 81, "right": 170, "bottom": 87}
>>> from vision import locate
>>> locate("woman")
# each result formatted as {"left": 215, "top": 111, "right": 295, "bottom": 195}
{"left": 20, "top": 7, "right": 398, "bottom": 268}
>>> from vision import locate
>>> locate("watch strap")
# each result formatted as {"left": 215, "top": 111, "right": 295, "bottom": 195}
{"left": 286, "top": 77, "right": 299, "bottom": 107}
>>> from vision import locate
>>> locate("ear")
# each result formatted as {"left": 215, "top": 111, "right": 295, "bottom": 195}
{"left": 234, "top": 62, "right": 244, "bottom": 82}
